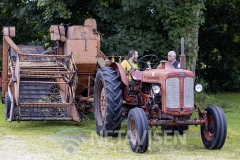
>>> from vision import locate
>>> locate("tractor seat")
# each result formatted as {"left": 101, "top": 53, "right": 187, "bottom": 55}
{"left": 130, "top": 71, "right": 142, "bottom": 81}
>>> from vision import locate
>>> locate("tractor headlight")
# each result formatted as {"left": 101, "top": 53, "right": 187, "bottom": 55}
{"left": 152, "top": 85, "right": 160, "bottom": 94}
{"left": 195, "top": 84, "right": 203, "bottom": 92}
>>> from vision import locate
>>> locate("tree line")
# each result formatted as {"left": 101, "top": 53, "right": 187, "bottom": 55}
{"left": 0, "top": 0, "right": 239, "bottom": 92}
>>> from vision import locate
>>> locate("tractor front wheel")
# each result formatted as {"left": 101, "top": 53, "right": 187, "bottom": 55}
{"left": 128, "top": 107, "right": 149, "bottom": 153}
{"left": 201, "top": 106, "right": 227, "bottom": 149}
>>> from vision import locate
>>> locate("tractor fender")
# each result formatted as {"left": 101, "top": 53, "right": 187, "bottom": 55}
{"left": 110, "top": 62, "right": 129, "bottom": 100}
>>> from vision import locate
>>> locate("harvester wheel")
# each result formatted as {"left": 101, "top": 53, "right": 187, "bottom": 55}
{"left": 128, "top": 107, "right": 149, "bottom": 153}
{"left": 201, "top": 106, "right": 227, "bottom": 149}
{"left": 94, "top": 67, "right": 123, "bottom": 136}
{"left": 5, "top": 92, "right": 11, "bottom": 120}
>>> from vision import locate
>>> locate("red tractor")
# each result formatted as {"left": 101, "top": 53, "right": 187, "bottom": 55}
{"left": 94, "top": 52, "right": 227, "bottom": 153}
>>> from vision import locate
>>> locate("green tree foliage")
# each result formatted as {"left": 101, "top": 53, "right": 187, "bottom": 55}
{"left": 1, "top": 1, "right": 240, "bottom": 93}
{"left": 4, "top": 0, "right": 239, "bottom": 93}
{"left": 197, "top": 0, "right": 240, "bottom": 92}
{"left": 0, "top": 0, "right": 98, "bottom": 47}
{"left": 97, "top": 0, "right": 205, "bottom": 72}
{"left": 1, "top": 0, "right": 205, "bottom": 69}
{"left": 1, "top": 0, "right": 47, "bottom": 45}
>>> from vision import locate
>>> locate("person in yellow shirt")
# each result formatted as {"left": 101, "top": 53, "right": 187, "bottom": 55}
{"left": 121, "top": 50, "right": 139, "bottom": 80}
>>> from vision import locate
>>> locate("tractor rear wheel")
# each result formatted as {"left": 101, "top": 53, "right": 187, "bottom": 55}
{"left": 128, "top": 107, "right": 149, "bottom": 153}
{"left": 201, "top": 106, "right": 227, "bottom": 149}
{"left": 5, "top": 92, "right": 11, "bottom": 120}
{"left": 94, "top": 67, "right": 123, "bottom": 136}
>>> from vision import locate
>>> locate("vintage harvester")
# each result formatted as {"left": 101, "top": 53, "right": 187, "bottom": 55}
{"left": 2, "top": 19, "right": 103, "bottom": 122}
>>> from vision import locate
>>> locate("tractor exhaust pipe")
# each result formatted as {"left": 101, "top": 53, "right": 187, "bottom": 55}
{"left": 180, "top": 37, "right": 186, "bottom": 69}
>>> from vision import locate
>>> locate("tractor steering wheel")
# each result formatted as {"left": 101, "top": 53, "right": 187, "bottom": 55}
{"left": 137, "top": 54, "right": 160, "bottom": 71}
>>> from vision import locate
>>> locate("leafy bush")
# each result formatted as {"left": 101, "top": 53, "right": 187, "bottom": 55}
{"left": 194, "top": 92, "right": 230, "bottom": 109}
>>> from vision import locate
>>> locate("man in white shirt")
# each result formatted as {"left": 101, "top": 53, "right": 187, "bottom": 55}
{"left": 168, "top": 51, "right": 180, "bottom": 69}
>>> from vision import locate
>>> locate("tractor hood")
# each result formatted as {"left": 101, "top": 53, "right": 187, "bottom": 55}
{"left": 141, "top": 69, "right": 194, "bottom": 83}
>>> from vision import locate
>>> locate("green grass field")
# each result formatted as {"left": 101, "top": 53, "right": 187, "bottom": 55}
{"left": 0, "top": 93, "right": 239, "bottom": 160}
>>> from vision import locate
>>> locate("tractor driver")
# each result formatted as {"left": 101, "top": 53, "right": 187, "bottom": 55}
{"left": 168, "top": 51, "right": 180, "bottom": 69}
{"left": 121, "top": 50, "right": 139, "bottom": 80}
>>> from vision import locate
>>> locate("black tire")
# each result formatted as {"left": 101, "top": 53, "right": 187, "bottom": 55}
{"left": 201, "top": 106, "right": 227, "bottom": 149}
{"left": 128, "top": 107, "right": 149, "bottom": 153}
{"left": 94, "top": 67, "right": 123, "bottom": 136}
{"left": 5, "top": 92, "right": 11, "bottom": 120}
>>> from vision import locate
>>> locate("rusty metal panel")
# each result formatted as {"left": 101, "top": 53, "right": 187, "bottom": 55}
{"left": 50, "top": 25, "right": 66, "bottom": 42}
{"left": 64, "top": 39, "right": 98, "bottom": 65}
{"left": 3, "top": 26, "right": 15, "bottom": 37}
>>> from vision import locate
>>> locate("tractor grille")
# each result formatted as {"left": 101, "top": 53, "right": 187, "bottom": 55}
{"left": 166, "top": 77, "right": 194, "bottom": 108}
{"left": 184, "top": 77, "right": 194, "bottom": 108}
{"left": 166, "top": 78, "right": 180, "bottom": 108}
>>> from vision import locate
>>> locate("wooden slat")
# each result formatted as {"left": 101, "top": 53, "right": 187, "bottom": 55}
{"left": 19, "top": 103, "right": 72, "bottom": 107}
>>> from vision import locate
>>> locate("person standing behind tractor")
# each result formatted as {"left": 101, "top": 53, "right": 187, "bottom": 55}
{"left": 121, "top": 50, "right": 139, "bottom": 80}
{"left": 168, "top": 51, "right": 180, "bottom": 69}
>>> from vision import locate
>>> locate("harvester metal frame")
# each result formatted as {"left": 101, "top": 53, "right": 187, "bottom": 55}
{"left": 2, "top": 19, "right": 104, "bottom": 122}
